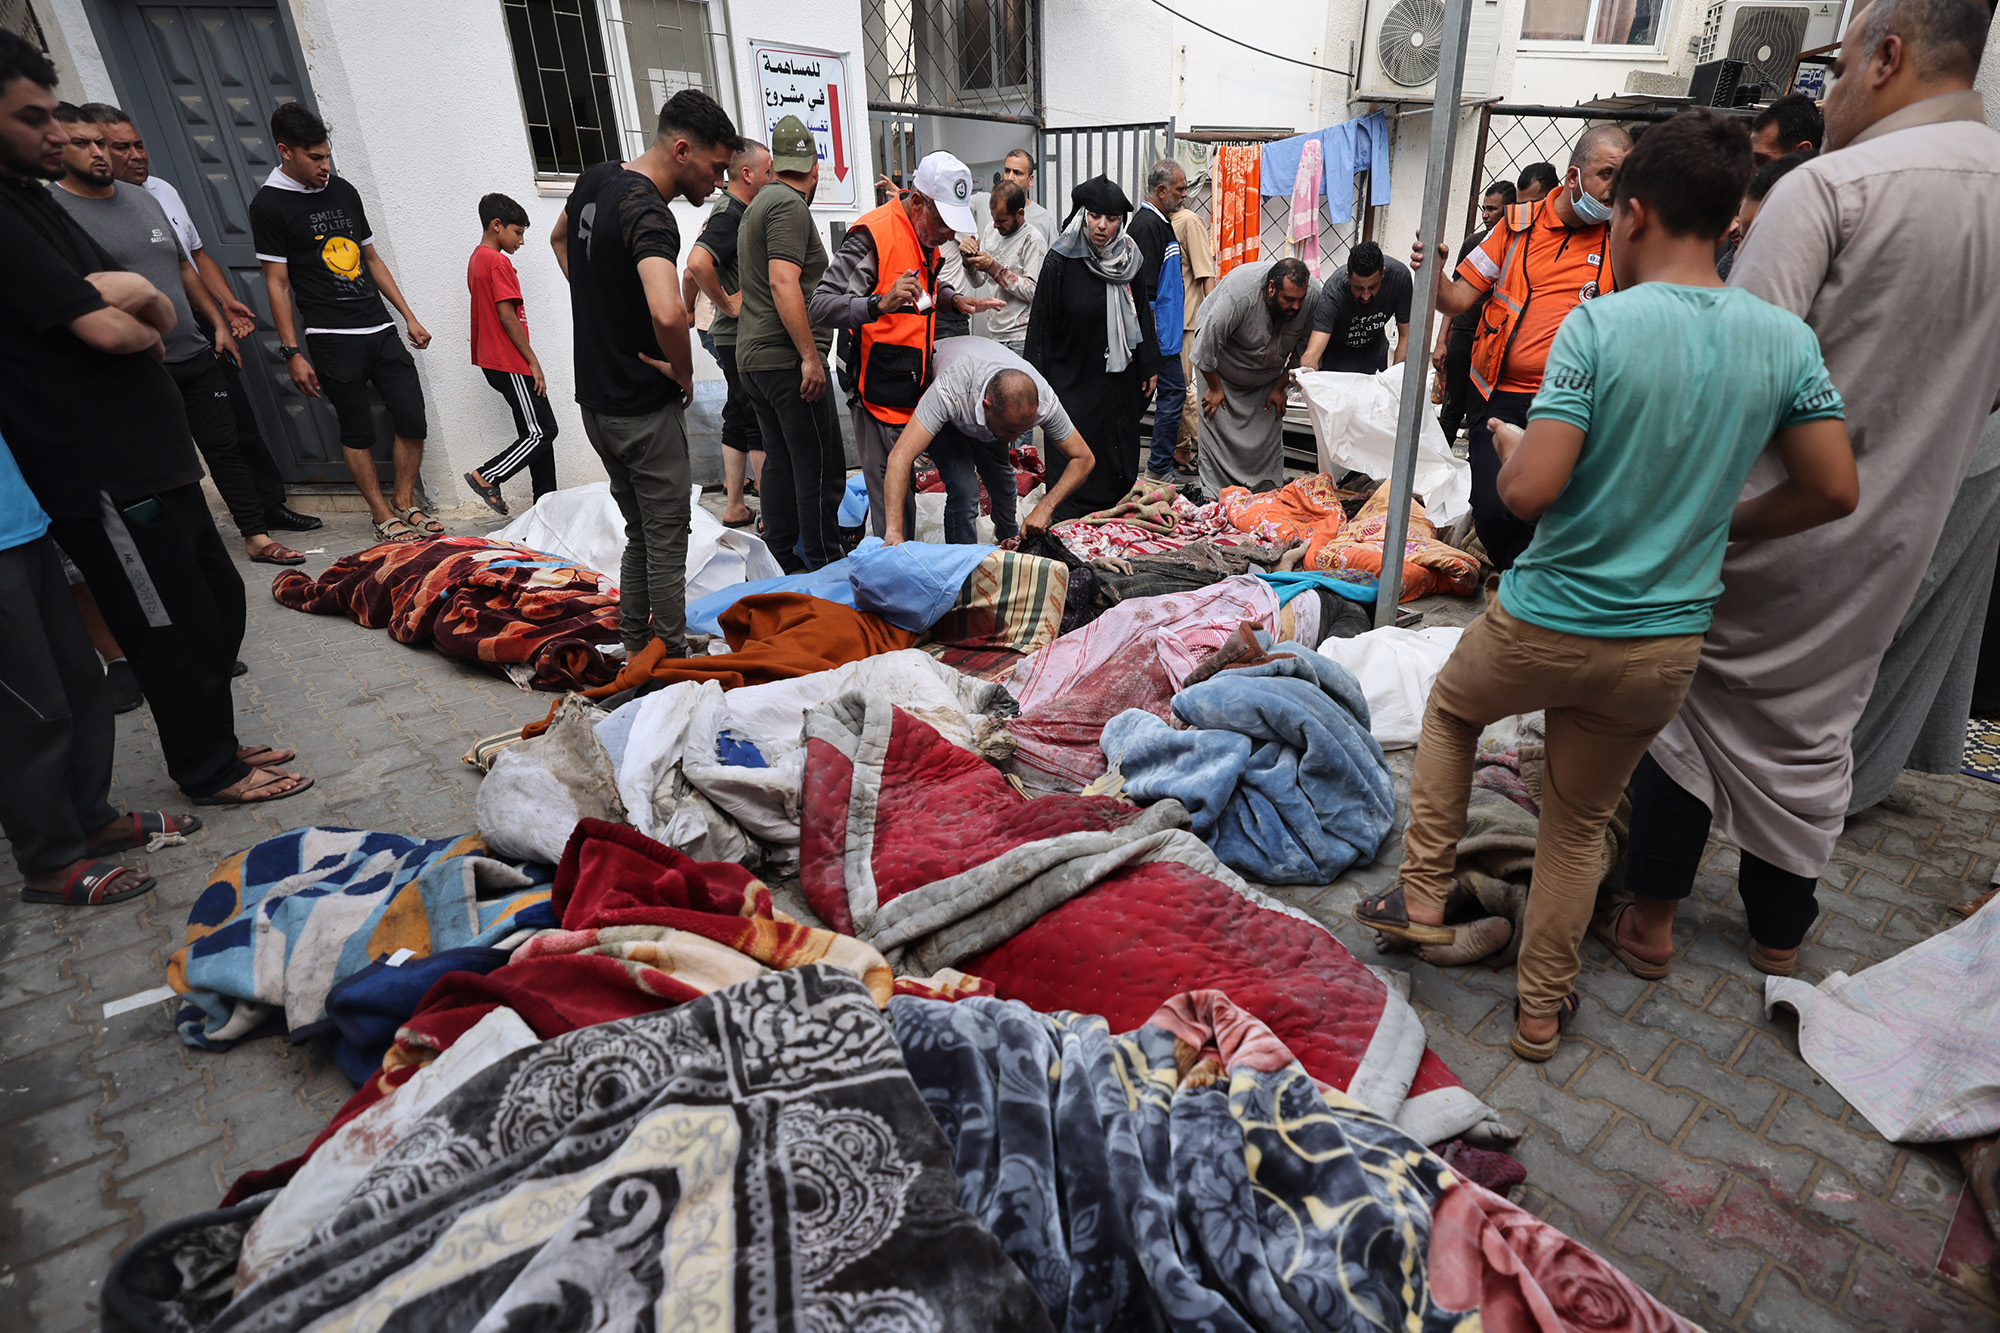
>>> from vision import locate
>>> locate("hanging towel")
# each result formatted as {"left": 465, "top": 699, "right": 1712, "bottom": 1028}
{"left": 1355, "top": 110, "right": 1392, "bottom": 207}
{"left": 1289, "top": 136, "right": 1325, "bottom": 278}
{"left": 1259, "top": 114, "right": 1394, "bottom": 223}
{"left": 1214, "top": 145, "right": 1261, "bottom": 278}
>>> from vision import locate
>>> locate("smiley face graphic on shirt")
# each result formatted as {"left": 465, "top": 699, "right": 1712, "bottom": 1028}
{"left": 320, "top": 234, "right": 362, "bottom": 282}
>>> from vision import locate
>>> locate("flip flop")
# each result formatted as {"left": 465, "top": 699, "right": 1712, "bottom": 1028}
{"left": 249, "top": 542, "right": 307, "bottom": 566}
{"left": 23, "top": 860, "right": 156, "bottom": 906}
{"left": 374, "top": 517, "right": 425, "bottom": 545}
{"left": 86, "top": 811, "right": 202, "bottom": 855}
{"left": 192, "top": 766, "right": 316, "bottom": 807}
{"left": 1511, "top": 993, "right": 1580, "bottom": 1063}
{"left": 721, "top": 513, "right": 757, "bottom": 529}
{"left": 463, "top": 472, "right": 509, "bottom": 516}
{"left": 1353, "top": 884, "right": 1457, "bottom": 946}
{"left": 396, "top": 505, "right": 445, "bottom": 535}
{"left": 1590, "top": 900, "right": 1671, "bottom": 979}
{"left": 236, "top": 744, "right": 296, "bottom": 767}
{"left": 1748, "top": 943, "right": 1798, "bottom": 977}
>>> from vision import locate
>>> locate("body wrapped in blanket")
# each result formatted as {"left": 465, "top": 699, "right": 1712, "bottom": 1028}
{"left": 272, "top": 538, "right": 624, "bottom": 690}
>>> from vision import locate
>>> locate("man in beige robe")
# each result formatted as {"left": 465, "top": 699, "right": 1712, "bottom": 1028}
{"left": 1606, "top": 0, "right": 2000, "bottom": 976}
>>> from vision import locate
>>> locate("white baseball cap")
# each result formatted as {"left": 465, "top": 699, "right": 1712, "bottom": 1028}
{"left": 910, "top": 151, "right": 978, "bottom": 234}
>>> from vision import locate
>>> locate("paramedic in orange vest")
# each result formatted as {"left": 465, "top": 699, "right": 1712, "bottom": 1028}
{"left": 809, "top": 151, "right": 1002, "bottom": 539}
{"left": 1412, "top": 125, "right": 1631, "bottom": 570}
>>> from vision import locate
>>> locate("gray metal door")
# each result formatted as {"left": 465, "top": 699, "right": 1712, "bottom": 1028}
{"left": 869, "top": 110, "right": 922, "bottom": 190}
{"left": 1035, "top": 121, "right": 1173, "bottom": 219}
{"left": 102, "top": 1, "right": 359, "bottom": 483}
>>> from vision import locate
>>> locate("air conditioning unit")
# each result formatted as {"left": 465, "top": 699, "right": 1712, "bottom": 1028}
{"left": 1696, "top": 0, "right": 1840, "bottom": 95}
{"left": 1356, "top": 0, "right": 1505, "bottom": 101}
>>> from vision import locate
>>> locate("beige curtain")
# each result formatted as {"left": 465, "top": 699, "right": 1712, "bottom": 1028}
{"left": 1592, "top": 0, "right": 1642, "bottom": 44}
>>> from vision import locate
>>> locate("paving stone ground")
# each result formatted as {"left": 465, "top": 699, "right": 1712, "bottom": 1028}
{"left": 2, "top": 501, "right": 1996, "bottom": 1332}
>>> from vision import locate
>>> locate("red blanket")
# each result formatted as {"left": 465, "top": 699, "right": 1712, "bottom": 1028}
{"left": 272, "top": 538, "right": 621, "bottom": 691}
{"left": 799, "top": 695, "right": 1497, "bottom": 1144}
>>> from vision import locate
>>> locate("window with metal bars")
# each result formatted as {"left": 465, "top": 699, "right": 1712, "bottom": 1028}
{"left": 502, "top": 0, "right": 730, "bottom": 178}
{"left": 863, "top": 0, "right": 1038, "bottom": 119}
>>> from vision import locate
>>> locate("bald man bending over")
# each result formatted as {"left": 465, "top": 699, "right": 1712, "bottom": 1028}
{"left": 882, "top": 336, "right": 1093, "bottom": 545}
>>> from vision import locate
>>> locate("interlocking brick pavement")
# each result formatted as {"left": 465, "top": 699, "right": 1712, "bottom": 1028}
{"left": 0, "top": 505, "right": 1994, "bottom": 1331}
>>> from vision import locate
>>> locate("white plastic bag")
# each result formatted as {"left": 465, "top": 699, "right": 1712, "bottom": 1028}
{"left": 492, "top": 481, "right": 782, "bottom": 598}
{"left": 1314, "top": 625, "right": 1465, "bottom": 748}
{"left": 1295, "top": 367, "right": 1471, "bottom": 523}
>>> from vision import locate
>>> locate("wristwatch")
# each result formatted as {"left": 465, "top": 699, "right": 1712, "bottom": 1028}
{"left": 865, "top": 293, "right": 883, "bottom": 322}
{"left": 276, "top": 344, "right": 302, "bottom": 360}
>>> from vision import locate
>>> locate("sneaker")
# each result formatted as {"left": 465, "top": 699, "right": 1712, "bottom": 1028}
{"left": 105, "top": 658, "right": 143, "bottom": 714}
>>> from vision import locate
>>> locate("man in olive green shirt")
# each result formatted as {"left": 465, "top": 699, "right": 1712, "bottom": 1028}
{"left": 737, "top": 115, "right": 842, "bottom": 572}
{"left": 686, "top": 140, "right": 773, "bottom": 525}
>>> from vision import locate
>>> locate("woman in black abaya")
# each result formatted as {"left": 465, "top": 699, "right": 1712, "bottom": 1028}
{"left": 1023, "top": 175, "right": 1159, "bottom": 521}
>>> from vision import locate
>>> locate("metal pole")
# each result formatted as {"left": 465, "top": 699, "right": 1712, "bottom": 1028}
{"left": 1373, "top": 0, "right": 1476, "bottom": 627}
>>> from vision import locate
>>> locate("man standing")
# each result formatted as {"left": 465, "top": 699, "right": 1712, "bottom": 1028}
{"left": 1515, "top": 162, "right": 1559, "bottom": 202}
{"left": 1190, "top": 256, "right": 1319, "bottom": 494}
{"left": 1416, "top": 125, "right": 1630, "bottom": 569}
{"left": 88, "top": 102, "right": 318, "bottom": 538}
{"left": 1301, "top": 241, "right": 1413, "bottom": 376}
{"left": 736, "top": 115, "right": 843, "bottom": 573}
{"left": 0, "top": 35, "right": 305, "bottom": 810}
{"left": 51, "top": 105, "right": 305, "bottom": 567}
{"left": 1610, "top": 0, "right": 2000, "bottom": 978}
{"left": 1432, "top": 182, "right": 1515, "bottom": 441}
{"left": 254, "top": 103, "right": 440, "bottom": 543}
{"left": 1131, "top": 159, "right": 1187, "bottom": 483}
{"left": 880, "top": 338, "right": 1097, "bottom": 545}
{"left": 549, "top": 90, "right": 736, "bottom": 657}
{"left": 809, "top": 151, "right": 999, "bottom": 539}
{"left": 998, "top": 147, "right": 1056, "bottom": 244}
{"left": 960, "top": 180, "right": 1044, "bottom": 355}
{"left": 686, "top": 138, "right": 774, "bottom": 528}
{"left": 1171, "top": 193, "right": 1217, "bottom": 474}
{"left": 1750, "top": 93, "right": 1824, "bottom": 166}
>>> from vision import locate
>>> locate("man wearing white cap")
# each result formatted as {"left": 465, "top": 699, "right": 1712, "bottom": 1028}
{"left": 809, "top": 150, "right": 1001, "bottom": 538}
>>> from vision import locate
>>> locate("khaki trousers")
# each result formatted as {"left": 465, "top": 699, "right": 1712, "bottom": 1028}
{"left": 1401, "top": 598, "right": 1702, "bottom": 1017}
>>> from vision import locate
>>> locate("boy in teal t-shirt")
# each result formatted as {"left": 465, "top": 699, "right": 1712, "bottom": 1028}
{"left": 1357, "top": 109, "right": 1857, "bottom": 1062}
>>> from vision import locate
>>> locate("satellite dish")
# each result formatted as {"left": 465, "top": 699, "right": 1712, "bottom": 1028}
{"left": 1379, "top": 0, "right": 1446, "bottom": 86}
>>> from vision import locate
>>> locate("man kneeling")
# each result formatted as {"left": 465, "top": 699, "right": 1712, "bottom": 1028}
{"left": 882, "top": 336, "right": 1093, "bottom": 545}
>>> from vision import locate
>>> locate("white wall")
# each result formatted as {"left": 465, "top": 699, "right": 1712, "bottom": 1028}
{"left": 1979, "top": 7, "right": 2000, "bottom": 134}
{"left": 39, "top": 0, "right": 116, "bottom": 102}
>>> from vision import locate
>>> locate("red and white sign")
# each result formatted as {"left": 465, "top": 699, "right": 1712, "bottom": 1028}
{"left": 749, "top": 41, "right": 857, "bottom": 209}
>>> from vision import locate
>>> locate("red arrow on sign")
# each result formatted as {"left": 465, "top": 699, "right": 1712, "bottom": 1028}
{"left": 827, "top": 83, "right": 848, "bottom": 182}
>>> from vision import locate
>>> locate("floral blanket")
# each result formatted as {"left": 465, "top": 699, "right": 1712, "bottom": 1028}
{"left": 271, "top": 538, "right": 622, "bottom": 690}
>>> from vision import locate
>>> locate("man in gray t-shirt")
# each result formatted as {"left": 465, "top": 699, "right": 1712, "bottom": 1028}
{"left": 50, "top": 108, "right": 297, "bottom": 561}
{"left": 881, "top": 337, "right": 1094, "bottom": 545}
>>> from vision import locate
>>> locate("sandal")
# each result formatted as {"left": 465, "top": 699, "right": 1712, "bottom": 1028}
{"left": 374, "top": 517, "right": 424, "bottom": 545}
{"left": 1511, "top": 993, "right": 1580, "bottom": 1063}
{"left": 249, "top": 542, "right": 307, "bottom": 566}
{"left": 396, "top": 505, "right": 445, "bottom": 535}
{"left": 1590, "top": 900, "right": 1672, "bottom": 980}
{"left": 87, "top": 811, "right": 202, "bottom": 855}
{"left": 236, "top": 744, "right": 297, "bottom": 768}
{"left": 23, "top": 860, "right": 156, "bottom": 906}
{"left": 463, "top": 472, "right": 508, "bottom": 517}
{"left": 1353, "top": 884, "right": 1457, "bottom": 947}
{"left": 192, "top": 766, "right": 316, "bottom": 807}
{"left": 721, "top": 512, "right": 757, "bottom": 529}
{"left": 1749, "top": 943, "right": 1798, "bottom": 977}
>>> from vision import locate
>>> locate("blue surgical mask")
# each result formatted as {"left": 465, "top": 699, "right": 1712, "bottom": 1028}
{"left": 1570, "top": 172, "right": 1613, "bottom": 226}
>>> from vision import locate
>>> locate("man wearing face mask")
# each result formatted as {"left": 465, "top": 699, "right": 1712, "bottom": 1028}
{"left": 1413, "top": 124, "right": 1630, "bottom": 570}
{"left": 809, "top": 150, "right": 1002, "bottom": 539}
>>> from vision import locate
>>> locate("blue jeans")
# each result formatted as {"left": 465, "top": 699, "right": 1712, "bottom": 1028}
{"left": 931, "top": 423, "right": 1019, "bottom": 544}
{"left": 1147, "top": 351, "right": 1186, "bottom": 476}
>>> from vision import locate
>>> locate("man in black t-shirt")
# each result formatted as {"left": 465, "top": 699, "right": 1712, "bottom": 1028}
{"left": 252, "top": 102, "right": 440, "bottom": 544}
{"left": 1302, "top": 241, "right": 1414, "bottom": 376}
{"left": 686, "top": 139, "right": 773, "bottom": 527}
{"left": 549, "top": 89, "right": 737, "bottom": 657}
{"left": 0, "top": 35, "right": 308, "bottom": 816}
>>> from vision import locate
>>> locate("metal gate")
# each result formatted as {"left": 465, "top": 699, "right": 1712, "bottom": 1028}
{"left": 100, "top": 0, "right": 393, "bottom": 484}
{"left": 1035, "top": 120, "right": 1172, "bottom": 216}
{"left": 869, "top": 110, "right": 922, "bottom": 193}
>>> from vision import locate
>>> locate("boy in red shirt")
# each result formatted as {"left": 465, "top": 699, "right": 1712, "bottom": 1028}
{"left": 464, "top": 193, "right": 557, "bottom": 514}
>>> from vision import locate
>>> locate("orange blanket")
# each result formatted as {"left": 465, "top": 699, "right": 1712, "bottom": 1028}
{"left": 1312, "top": 485, "right": 1481, "bottom": 601}
{"left": 526, "top": 592, "right": 918, "bottom": 736}
{"left": 1218, "top": 474, "right": 1351, "bottom": 562}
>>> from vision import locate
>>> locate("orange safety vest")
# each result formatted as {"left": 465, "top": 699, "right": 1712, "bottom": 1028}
{"left": 851, "top": 199, "right": 939, "bottom": 426}
{"left": 1467, "top": 199, "right": 1618, "bottom": 399}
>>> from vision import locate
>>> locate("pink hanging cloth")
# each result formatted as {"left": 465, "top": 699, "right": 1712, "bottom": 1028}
{"left": 1289, "top": 136, "right": 1324, "bottom": 278}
